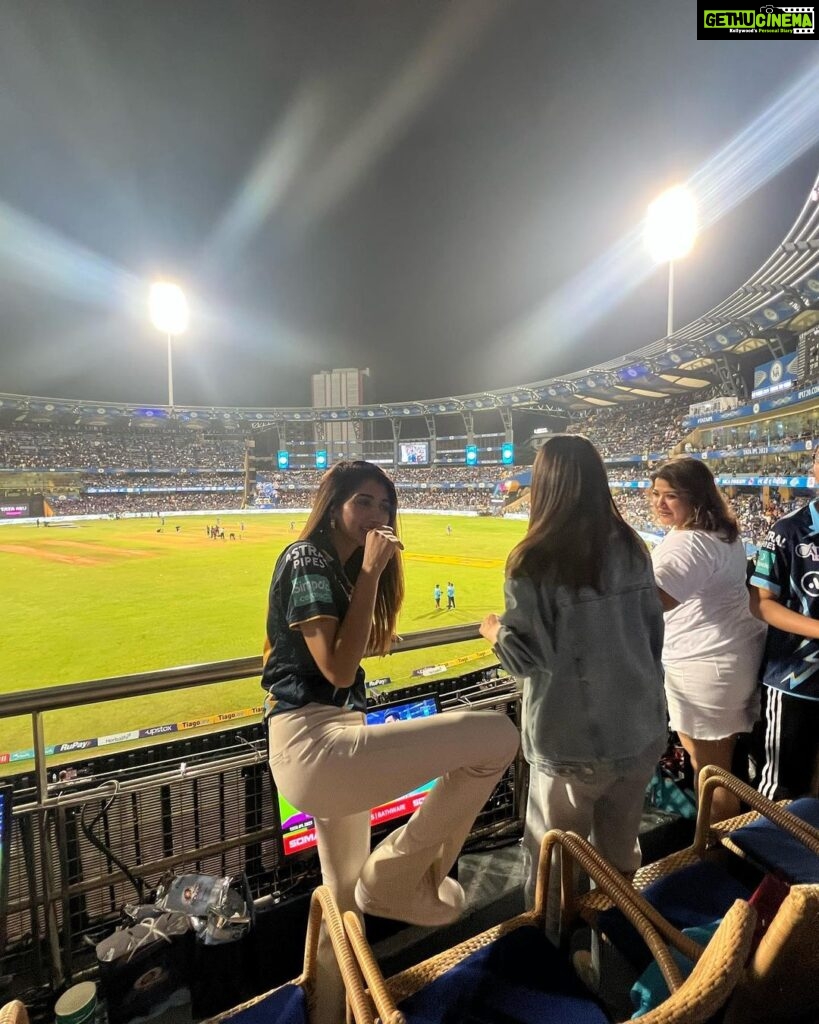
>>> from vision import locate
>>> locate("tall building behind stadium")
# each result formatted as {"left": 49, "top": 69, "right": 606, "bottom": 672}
{"left": 311, "top": 367, "right": 371, "bottom": 457}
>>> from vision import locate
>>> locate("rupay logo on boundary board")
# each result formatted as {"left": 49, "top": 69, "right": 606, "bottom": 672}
{"left": 698, "top": 3, "right": 817, "bottom": 38}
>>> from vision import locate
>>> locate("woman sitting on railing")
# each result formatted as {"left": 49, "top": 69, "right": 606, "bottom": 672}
{"left": 261, "top": 460, "right": 519, "bottom": 1024}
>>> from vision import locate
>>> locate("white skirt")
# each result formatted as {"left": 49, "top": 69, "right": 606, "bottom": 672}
{"left": 663, "top": 651, "right": 762, "bottom": 740}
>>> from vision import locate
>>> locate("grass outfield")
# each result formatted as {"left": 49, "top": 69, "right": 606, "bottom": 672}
{"left": 0, "top": 513, "right": 526, "bottom": 764}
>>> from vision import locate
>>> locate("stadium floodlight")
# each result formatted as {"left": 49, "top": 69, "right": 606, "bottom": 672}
{"left": 149, "top": 281, "right": 189, "bottom": 409}
{"left": 644, "top": 185, "right": 697, "bottom": 337}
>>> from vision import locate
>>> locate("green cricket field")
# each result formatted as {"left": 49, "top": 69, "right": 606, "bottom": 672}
{"left": 0, "top": 513, "right": 526, "bottom": 766}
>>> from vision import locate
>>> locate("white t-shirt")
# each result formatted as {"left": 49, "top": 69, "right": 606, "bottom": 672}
{"left": 651, "top": 529, "right": 766, "bottom": 662}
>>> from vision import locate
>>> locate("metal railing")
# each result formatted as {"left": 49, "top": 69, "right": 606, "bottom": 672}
{"left": 0, "top": 622, "right": 523, "bottom": 998}
{"left": 0, "top": 622, "right": 484, "bottom": 803}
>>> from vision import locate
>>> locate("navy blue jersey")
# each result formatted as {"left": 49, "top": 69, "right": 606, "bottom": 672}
{"left": 261, "top": 540, "right": 366, "bottom": 715}
{"left": 750, "top": 500, "right": 819, "bottom": 700}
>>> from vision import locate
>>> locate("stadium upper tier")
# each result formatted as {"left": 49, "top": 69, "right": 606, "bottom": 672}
{"left": 1, "top": 171, "right": 817, "bottom": 426}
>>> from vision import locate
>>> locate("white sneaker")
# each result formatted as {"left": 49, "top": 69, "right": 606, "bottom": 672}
{"left": 354, "top": 873, "right": 465, "bottom": 928}
{"left": 572, "top": 949, "right": 600, "bottom": 994}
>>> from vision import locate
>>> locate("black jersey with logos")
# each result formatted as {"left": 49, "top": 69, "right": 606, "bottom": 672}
{"left": 750, "top": 500, "right": 819, "bottom": 701}
{"left": 261, "top": 539, "right": 366, "bottom": 716}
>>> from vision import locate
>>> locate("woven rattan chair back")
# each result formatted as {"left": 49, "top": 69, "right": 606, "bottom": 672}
{"left": 0, "top": 1003, "right": 30, "bottom": 1024}
{"left": 343, "top": 831, "right": 756, "bottom": 1024}
{"left": 201, "top": 885, "right": 371, "bottom": 1024}
{"left": 723, "top": 883, "right": 819, "bottom": 1024}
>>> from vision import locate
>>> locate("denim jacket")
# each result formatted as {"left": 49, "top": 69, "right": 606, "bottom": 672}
{"left": 495, "top": 544, "right": 667, "bottom": 776}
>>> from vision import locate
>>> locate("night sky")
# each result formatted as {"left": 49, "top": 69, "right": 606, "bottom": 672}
{"left": 0, "top": 1, "right": 817, "bottom": 408}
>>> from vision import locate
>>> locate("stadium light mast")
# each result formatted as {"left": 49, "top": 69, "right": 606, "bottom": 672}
{"left": 644, "top": 185, "right": 697, "bottom": 337}
{"left": 148, "top": 281, "right": 189, "bottom": 410}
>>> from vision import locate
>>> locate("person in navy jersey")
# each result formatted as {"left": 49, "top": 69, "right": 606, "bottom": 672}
{"left": 750, "top": 450, "right": 819, "bottom": 800}
{"left": 262, "top": 461, "right": 518, "bottom": 1024}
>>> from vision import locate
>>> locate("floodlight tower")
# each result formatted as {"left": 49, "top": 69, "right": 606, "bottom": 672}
{"left": 644, "top": 186, "right": 697, "bottom": 337}
{"left": 149, "top": 281, "right": 189, "bottom": 409}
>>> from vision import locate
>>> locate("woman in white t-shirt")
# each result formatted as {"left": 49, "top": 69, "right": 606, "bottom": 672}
{"left": 650, "top": 457, "right": 766, "bottom": 821}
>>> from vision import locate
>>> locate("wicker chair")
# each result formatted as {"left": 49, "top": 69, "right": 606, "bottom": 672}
{"left": 724, "top": 882, "right": 819, "bottom": 1024}
{"left": 0, "top": 1003, "right": 30, "bottom": 1024}
{"left": 201, "top": 885, "right": 371, "bottom": 1024}
{"left": 695, "top": 766, "right": 819, "bottom": 862}
{"left": 575, "top": 765, "right": 819, "bottom": 934}
{"left": 342, "top": 829, "right": 756, "bottom": 1024}
{"left": 568, "top": 767, "right": 819, "bottom": 1024}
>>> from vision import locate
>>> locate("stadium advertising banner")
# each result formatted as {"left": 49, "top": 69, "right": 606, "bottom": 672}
{"left": 715, "top": 475, "right": 813, "bottom": 488}
{"left": 0, "top": 495, "right": 45, "bottom": 519}
{"left": 603, "top": 453, "right": 669, "bottom": 464}
{"left": 0, "top": 502, "right": 29, "bottom": 520}
{"left": 684, "top": 381, "right": 819, "bottom": 428}
{"left": 0, "top": 706, "right": 264, "bottom": 764}
{"left": 751, "top": 355, "right": 797, "bottom": 400}
{"left": 86, "top": 486, "right": 242, "bottom": 494}
{"left": 699, "top": 441, "right": 813, "bottom": 459}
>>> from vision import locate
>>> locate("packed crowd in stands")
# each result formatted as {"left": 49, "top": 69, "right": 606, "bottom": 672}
{"left": 390, "top": 466, "right": 499, "bottom": 485}
{"left": 261, "top": 488, "right": 493, "bottom": 512}
{"left": 730, "top": 493, "right": 801, "bottom": 540}
{"left": 695, "top": 429, "right": 812, "bottom": 453}
{"left": 606, "top": 455, "right": 814, "bottom": 482}
{"left": 566, "top": 393, "right": 694, "bottom": 457}
{"left": 605, "top": 464, "right": 650, "bottom": 480}
{"left": 508, "top": 487, "right": 801, "bottom": 548}
{"left": 0, "top": 427, "right": 245, "bottom": 470}
{"left": 257, "top": 465, "right": 500, "bottom": 488}
{"left": 49, "top": 492, "right": 237, "bottom": 515}
{"left": 76, "top": 471, "right": 242, "bottom": 490}
{"left": 3, "top": 399, "right": 817, "bottom": 541}
{"left": 49, "top": 486, "right": 495, "bottom": 515}
{"left": 704, "top": 454, "right": 810, "bottom": 475}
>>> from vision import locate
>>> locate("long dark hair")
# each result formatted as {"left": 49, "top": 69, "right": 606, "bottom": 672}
{"left": 300, "top": 460, "right": 404, "bottom": 655}
{"left": 650, "top": 457, "right": 738, "bottom": 542}
{"left": 506, "top": 434, "right": 646, "bottom": 590}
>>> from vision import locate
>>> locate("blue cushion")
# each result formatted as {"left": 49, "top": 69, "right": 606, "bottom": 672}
{"left": 629, "top": 921, "right": 720, "bottom": 1019}
{"left": 398, "top": 926, "right": 609, "bottom": 1024}
{"left": 597, "top": 861, "right": 752, "bottom": 970}
{"left": 220, "top": 984, "right": 307, "bottom": 1024}
{"left": 730, "top": 797, "right": 819, "bottom": 884}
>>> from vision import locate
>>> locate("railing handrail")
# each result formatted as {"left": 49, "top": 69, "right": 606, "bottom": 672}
{"left": 0, "top": 621, "right": 483, "bottom": 718}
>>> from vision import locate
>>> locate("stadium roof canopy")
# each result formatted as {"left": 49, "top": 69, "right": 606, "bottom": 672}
{"left": 1, "top": 171, "right": 818, "bottom": 427}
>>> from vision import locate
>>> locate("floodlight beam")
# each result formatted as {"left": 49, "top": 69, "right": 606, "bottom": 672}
{"left": 149, "top": 281, "right": 189, "bottom": 409}
{"left": 645, "top": 186, "right": 697, "bottom": 336}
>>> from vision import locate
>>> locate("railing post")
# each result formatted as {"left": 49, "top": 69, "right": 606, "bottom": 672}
{"left": 37, "top": 806, "right": 65, "bottom": 989}
{"left": 33, "top": 709, "right": 48, "bottom": 803}
{"left": 33, "top": 709, "right": 66, "bottom": 987}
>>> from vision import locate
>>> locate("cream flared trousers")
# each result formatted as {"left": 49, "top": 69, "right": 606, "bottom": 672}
{"left": 268, "top": 703, "right": 519, "bottom": 1024}
{"left": 522, "top": 741, "right": 663, "bottom": 934}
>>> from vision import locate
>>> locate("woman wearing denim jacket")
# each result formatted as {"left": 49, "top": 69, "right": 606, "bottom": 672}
{"left": 481, "top": 435, "right": 667, "bottom": 907}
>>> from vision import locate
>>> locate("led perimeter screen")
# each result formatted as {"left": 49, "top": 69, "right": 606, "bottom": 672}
{"left": 276, "top": 696, "right": 440, "bottom": 855}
